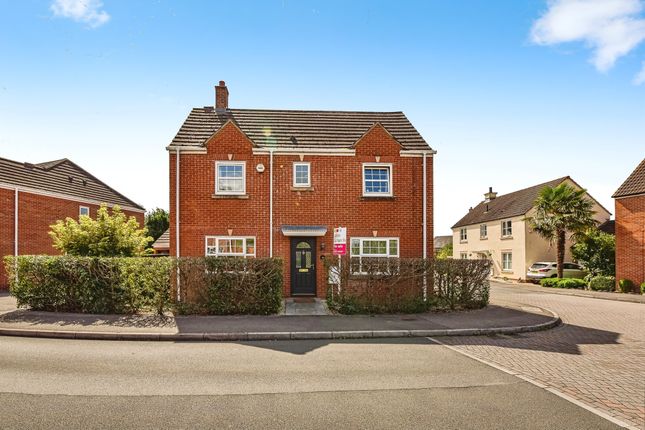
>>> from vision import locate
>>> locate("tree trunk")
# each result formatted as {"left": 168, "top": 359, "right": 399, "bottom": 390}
{"left": 557, "top": 229, "right": 566, "bottom": 278}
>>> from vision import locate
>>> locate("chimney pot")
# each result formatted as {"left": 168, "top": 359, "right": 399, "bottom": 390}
{"left": 215, "top": 81, "right": 229, "bottom": 110}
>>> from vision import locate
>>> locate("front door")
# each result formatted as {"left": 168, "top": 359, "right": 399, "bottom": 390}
{"left": 290, "top": 237, "right": 317, "bottom": 295}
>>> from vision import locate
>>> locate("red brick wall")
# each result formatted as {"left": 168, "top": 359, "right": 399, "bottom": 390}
{"left": 0, "top": 188, "right": 144, "bottom": 288}
{"left": 615, "top": 195, "right": 645, "bottom": 291}
{"left": 170, "top": 122, "right": 434, "bottom": 298}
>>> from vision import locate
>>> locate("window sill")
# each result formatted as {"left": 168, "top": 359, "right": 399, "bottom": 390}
{"left": 501, "top": 270, "right": 513, "bottom": 273}
{"left": 460, "top": 240, "right": 468, "bottom": 244}
{"left": 291, "top": 186, "right": 314, "bottom": 192}
{"left": 480, "top": 237, "right": 488, "bottom": 241}
{"left": 501, "top": 235, "right": 513, "bottom": 240}
{"left": 361, "top": 195, "right": 396, "bottom": 201}
{"left": 212, "top": 194, "right": 249, "bottom": 199}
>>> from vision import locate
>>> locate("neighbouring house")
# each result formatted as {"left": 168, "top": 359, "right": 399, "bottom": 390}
{"left": 434, "top": 235, "right": 452, "bottom": 256}
{"left": 598, "top": 220, "right": 615, "bottom": 235}
{"left": 613, "top": 158, "right": 645, "bottom": 290}
{"left": 451, "top": 177, "right": 611, "bottom": 280}
{"left": 168, "top": 81, "right": 434, "bottom": 298}
{"left": 152, "top": 229, "right": 170, "bottom": 255}
{"left": 0, "top": 157, "right": 145, "bottom": 287}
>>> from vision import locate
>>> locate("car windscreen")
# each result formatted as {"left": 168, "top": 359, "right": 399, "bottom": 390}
{"left": 530, "top": 263, "right": 550, "bottom": 269}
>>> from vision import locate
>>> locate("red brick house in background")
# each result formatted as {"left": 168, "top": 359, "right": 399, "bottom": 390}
{"left": 168, "top": 81, "right": 434, "bottom": 298}
{"left": 613, "top": 158, "right": 645, "bottom": 291}
{"left": 0, "top": 157, "right": 145, "bottom": 287}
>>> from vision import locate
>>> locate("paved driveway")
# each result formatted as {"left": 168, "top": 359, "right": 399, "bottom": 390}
{"left": 439, "top": 282, "right": 645, "bottom": 429}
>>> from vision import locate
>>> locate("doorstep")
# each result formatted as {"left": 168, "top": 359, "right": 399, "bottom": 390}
{"left": 282, "top": 298, "right": 331, "bottom": 316}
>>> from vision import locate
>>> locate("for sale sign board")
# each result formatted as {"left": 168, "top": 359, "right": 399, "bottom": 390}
{"left": 333, "top": 227, "right": 347, "bottom": 255}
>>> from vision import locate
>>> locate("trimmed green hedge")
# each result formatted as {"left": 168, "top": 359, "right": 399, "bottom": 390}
{"left": 618, "top": 279, "right": 634, "bottom": 293}
{"left": 539, "top": 277, "right": 586, "bottom": 289}
{"left": 5, "top": 256, "right": 172, "bottom": 314}
{"left": 588, "top": 276, "right": 615, "bottom": 292}
{"left": 4, "top": 255, "right": 283, "bottom": 315}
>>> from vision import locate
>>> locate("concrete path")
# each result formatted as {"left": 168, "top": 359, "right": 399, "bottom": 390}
{"left": 440, "top": 282, "right": 645, "bottom": 429}
{"left": 494, "top": 279, "right": 645, "bottom": 304}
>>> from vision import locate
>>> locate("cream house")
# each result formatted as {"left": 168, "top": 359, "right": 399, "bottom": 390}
{"left": 451, "top": 177, "right": 611, "bottom": 280}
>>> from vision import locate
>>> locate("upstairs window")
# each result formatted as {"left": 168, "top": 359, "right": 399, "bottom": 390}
{"left": 502, "top": 220, "right": 512, "bottom": 237}
{"left": 460, "top": 228, "right": 467, "bottom": 242}
{"left": 79, "top": 206, "right": 90, "bottom": 217}
{"left": 215, "top": 161, "right": 246, "bottom": 195}
{"left": 205, "top": 236, "right": 255, "bottom": 257}
{"left": 362, "top": 164, "right": 392, "bottom": 196}
{"left": 480, "top": 224, "right": 487, "bottom": 239}
{"left": 293, "top": 162, "right": 311, "bottom": 187}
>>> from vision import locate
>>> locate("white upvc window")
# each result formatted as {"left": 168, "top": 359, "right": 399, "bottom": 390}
{"left": 215, "top": 161, "right": 246, "bottom": 195}
{"left": 350, "top": 237, "right": 399, "bottom": 273}
{"left": 79, "top": 206, "right": 90, "bottom": 217}
{"left": 293, "top": 162, "right": 311, "bottom": 187}
{"left": 460, "top": 252, "right": 468, "bottom": 260}
{"left": 502, "top": 251, "right": 512, "bottom": 271}
{"left": 205, "top": 236, "right": 255, "bottom": 257}
{"left": 502, "top": 220, "right": 512, "bottom": 237}
{"left": 362, "top": 163, "right": 392, "bottom": 196}
{"left": 480, "top": 224, "right": 487, "bottom": 239}
{"left": 460, "top": 228, "right": 467, "bottom": 242}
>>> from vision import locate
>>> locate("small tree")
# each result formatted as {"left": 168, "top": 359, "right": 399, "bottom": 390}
{"left": 145, "top": 208, "right": 170, "bottom": 243}
{"left": 526, "top": 184, "right": 596, "bottom": 278}
{"left": 436, "top": 243, "right": 453, "bottom": 259}
{"left": 49, "top": 205, "right": 151, "bottom": 257}
{"left": 571, "top": 229, "right": 615, "bottom": 277}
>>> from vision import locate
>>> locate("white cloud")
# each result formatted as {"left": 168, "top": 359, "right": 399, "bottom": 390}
{"left": 634, "top": 61, "right": 645, "bottom": 84}
{"left": 531, "top": 0, "right": 645, "bottom": 77}
{"left": 51, "top": 0, "right": 110, "bottom": 28}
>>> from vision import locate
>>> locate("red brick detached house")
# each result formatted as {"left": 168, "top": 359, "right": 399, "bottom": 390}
{"left": 0, "top": 157, "right": 145, "bottom": 287}
{"left": 168, "top": 81, "right": 434, "bottom": 298}
{"left": 613, "top": 158, "right": 645, "bottom": 291}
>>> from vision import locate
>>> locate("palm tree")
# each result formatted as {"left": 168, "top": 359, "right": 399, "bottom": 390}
{"left": 526, "top": 183, "right": 597, "bottom": 279}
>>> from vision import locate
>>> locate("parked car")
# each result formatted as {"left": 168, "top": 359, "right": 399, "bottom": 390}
{"left": 526, "top": 262, "right": 587, "bottom": 282}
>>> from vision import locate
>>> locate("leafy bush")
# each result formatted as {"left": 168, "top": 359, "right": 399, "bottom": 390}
{"left": 570, "top": 230, "right": 615, "bottom": 276}
{"left": 5, "top": 256, "right": 172, "bottom": 314}
{"left": 325, "top": 257, "right": 490, "bottom": 314}
{"left": 618, "top": 279, "right": 634, "bottom": 293}
{"left": 173, "top": 257, "right": 283, "bottom": 315}
{"left": 540, "top": 278, "right": 559, "bottom": 288}
{"left": 540, "top": 277, "right": 586, "bottom": 289}
{"left": 641, "top": 282, "right": 645, "bottom": 294}
{"left": 588, "top": 276, "right": 615, "bottom": 292}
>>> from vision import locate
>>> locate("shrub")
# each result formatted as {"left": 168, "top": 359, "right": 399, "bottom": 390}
{"left": 588, "top": 276, "right": 615, "bottom": 292}
{"left": 641, "top": 282, "right": 645, "bottom": 295}
{"left": 557, "top": 278, "right": 586, "bottom": 289}
{"left": 540, "top": 278, "right": 559, "bottom": 288}
{"left": 5, "top": 255, "right": 172, "bottom": 314}
{"left": 618, "top": 279, "right": 634, "bottom": 293}
{"left": 173, "top": 257, "right": 283, "bottom": 315}
{"left": 570, "top": 230, "right": 615, "bottom": 276}
{"left": 325, "top": 257, "right": 491, "bottom": 314}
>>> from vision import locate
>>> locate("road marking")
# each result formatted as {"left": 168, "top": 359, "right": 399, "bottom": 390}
{"left": 427, "top": 336, "right": 639, "bottom": 430}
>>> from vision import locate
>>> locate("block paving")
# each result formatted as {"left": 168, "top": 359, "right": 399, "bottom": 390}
{"left": 440, "top": 282, "right": 645, "bottom": 428}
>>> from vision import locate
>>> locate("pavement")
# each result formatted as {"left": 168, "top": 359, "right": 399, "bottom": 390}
{"left": 0, "top": 336, "right": 622, "bottom": 429}
{"left": 0, "top": 293, "right": 559, "bottom": 341}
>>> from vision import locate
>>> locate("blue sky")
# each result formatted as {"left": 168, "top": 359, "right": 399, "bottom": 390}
{"left": 1, "top": 0, "right": 644, "bottom": 235}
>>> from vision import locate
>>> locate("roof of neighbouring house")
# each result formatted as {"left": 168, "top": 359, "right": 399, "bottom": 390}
{"left": 152, "top": 229, "right": 170, "bottom": 250}
{"left": 452, "top": 177, "right": 570, "bottom": 229}
{"left": 598, "top": 220, "right": 615, "bottom": 235}
{"left": 169, "top": 108, "right": 431, "bottom": 150}
{"left": 434, "top": 235, "right": 453, "bottom": 249}
{"left": 613, "top": 158, "right": 645, "bottom": 199}
{"left": 0, "top": 157, "right": 145, "bottom": 211}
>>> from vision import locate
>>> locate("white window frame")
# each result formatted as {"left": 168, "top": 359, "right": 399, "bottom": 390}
{"left": 480, "top": 224, "right": 487, "bottom": 239}
{"left": 501, "top": 220, "right": 512, "bottom": 237}
{"left": 292, "top": 162, "right": 311, "bottom": 187}
{"left": 79, "top": 206, "right": 90, "bottom": 217}
{"left": 350, "top": 237, "right": 399, "bottom": 274}
{"left": 362, "top": 163, "right": 393, "bottom": 197}
{"left": 205, "top": 236, "right": 256, "bottom": 257}
{"left": 215, "top": 161, "right": 246, "bottom": 195}
{"left": 501, "top": 251, "right": 512, "bottom": 271}
{"left": 460, "top": 252, "right": 468, "bottom": 260}
{"left": 460, "top": 228, "right": 467, "bottom": 242}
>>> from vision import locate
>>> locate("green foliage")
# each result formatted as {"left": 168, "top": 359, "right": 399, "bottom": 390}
{"left": 641, "top": 282, "right": 645, "bottom": 294}
{"left": 571, "top": 229, "right": 615, "bottom": 276}
{"left": 540, "top": 277, "right": 586, "bottom": 289}
{"left": 325, "top": 257, "right": 490, "bottom": 314}
{"left": 588, "top": 276, "right": 616, "bottom": 292}
{"left": 525, "top": 183, "right": 597, "bottom": 278}
{"left": 145, "top": 208, "right": 170, "bottom": 243}
{"left": 5, "top": 256, "right": 172, "bottom": 314}
{"left": 49, "top": 205, "right": 151, "bottom": 257}
{"left": 174, "top": 257, "right": 283, "bottom": 315}
{"left": 436, "top": 243, "right": 453, "bottom": 260}
{"left": 618, "top": 279, "right": 634, "bottom": 293}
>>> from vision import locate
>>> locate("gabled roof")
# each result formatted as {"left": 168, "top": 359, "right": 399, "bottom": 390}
{"left": 152, "top": 229, "right": 170, "bottom": 250}
{"left": 598, "top": 220, "right": 615, "bottom": 235}
{"left": 613, "top": 158, "right": 645, "bottom": 198}
{"left": 169, "top": 108, "right": 431, "bottom": 150}
{"left": 452, "top": 177, "right": 569, "bottom": 229}
{"left": 434, "top": 235, "right": 453, "bottom": 249}
{"left": 0, "top": 157, "right": 145, "bottom": 211}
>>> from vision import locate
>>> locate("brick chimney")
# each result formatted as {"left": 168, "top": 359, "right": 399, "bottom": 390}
{"left": 215, "top": 80, "right": 229, "bottom": 110}
{"left": 484, "top": 186, "right": 497, "bottom": 202}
